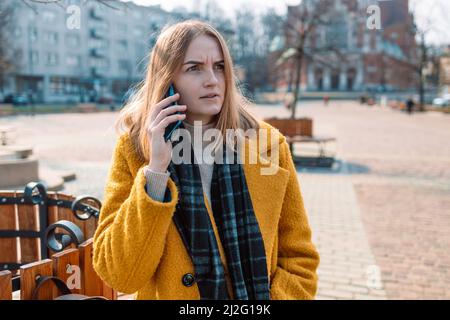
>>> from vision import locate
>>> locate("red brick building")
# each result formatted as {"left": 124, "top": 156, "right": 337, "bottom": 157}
{"left": 269, "top": 0, "right": 418, "bottom": 93}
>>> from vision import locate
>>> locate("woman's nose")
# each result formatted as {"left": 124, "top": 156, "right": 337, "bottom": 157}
{"left": 204, "top": 68, "right": 219, "bottom": 86}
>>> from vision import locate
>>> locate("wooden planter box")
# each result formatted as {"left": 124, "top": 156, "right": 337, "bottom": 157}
{"left": 264, "top": 117, "right": 313, "bottom": 137}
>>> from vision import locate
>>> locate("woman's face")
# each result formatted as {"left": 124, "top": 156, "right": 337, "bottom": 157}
{"left": 173, "top": 35, "right": 226, "bottom": 124}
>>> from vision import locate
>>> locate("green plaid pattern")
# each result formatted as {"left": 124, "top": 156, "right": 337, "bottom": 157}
{"left": 166, "top": 127, "right": 270, "bottom": 300}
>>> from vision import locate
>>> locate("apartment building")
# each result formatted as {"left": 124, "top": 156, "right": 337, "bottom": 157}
{"left": 1, "top": 0, "right": 184, "bottom": 103}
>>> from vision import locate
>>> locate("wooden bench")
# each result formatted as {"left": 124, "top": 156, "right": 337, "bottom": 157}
{"left": 0, "top": 181, "right": 121, "bottom": 300}
{"left": 264, "top": 117, "right": 337, "bottom": 158}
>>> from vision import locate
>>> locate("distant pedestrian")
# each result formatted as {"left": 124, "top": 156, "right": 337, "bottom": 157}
{"left": 406, "top": 98, "right": 415, "bottom": 115}
{"left": 323, "top": 95, "right": 330, "bottom": 106}
{"left": 27, "top": 90, "right": 36, "bottom": 117}
{"left": 360, "top": 95, "right": 367, "bottom": 105}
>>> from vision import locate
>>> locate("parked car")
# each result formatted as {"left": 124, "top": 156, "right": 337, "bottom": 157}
{"left": 4, "top": 94, "right": 29, "bottom": 106}
{"left": 432, "top": 95, "right": 450, "bottom": 107}
{"left": 97, "top": 93, "right": 114, "bottom": 105}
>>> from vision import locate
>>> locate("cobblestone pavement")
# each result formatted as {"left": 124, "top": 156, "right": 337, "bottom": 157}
{"left": 1, "top": 100, "right": 449, "bottom": 299}
{"left": 299, "top": 174, "right": 387, "bottom": 300}
{"left": 250, "top": 101, "right": 450, "bottom": 299}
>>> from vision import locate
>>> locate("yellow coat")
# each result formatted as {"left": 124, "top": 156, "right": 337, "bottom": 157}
{"left": 93, "top": 121, "right": 320, "bottom": 300}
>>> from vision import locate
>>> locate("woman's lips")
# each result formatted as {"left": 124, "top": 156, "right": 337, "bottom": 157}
{"left": 200, "top": 95, "right": 219, "bottom": 100}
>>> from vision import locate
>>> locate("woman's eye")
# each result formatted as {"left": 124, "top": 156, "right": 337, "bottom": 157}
{"left": 216, "top": 64, "right": 224, "bottom": 70}
{"left": 187, "top": 65, "right": 198, "bottom": 71}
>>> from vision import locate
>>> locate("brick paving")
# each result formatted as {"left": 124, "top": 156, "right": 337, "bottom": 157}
{"left": 299, "top": 174, "right": 387, "bottom": 300}
{"left": 1, "top": 100, "right": 449, "bottom": 300}
{"left": 252, "top": 101, "right": 450, "bottom": 300}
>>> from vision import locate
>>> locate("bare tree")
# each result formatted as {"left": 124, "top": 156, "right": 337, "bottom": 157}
{"left": 0, "top": 5, "right": 15, "bottom": 97}
{"left": 22, "top": 0, "right": 123, "bottom": 10}
{"left": 232, "top": 6, "right": 265, "bottom": 96}
{"left": 397, "top": 0, "right": 449, "bottom": 110}
{"left": 276, "top": 0, "right": 336, "bottom": 119}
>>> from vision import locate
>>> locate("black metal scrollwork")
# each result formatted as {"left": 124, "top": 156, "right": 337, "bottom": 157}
{"left": 71, "top": 195, "right": 102, "bottom": 221}
{"left": 24, "top": 182, "right": 48, "bottom": 205}
{"left": 45, "top": 220, "right": 85, "bottom": 252}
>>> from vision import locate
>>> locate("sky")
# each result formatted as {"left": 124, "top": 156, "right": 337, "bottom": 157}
{"left": 129, "top": 0, "right": 297, "bottom": 17}
{"left": 129, "top": 0, "right": 450, "bottom": 45}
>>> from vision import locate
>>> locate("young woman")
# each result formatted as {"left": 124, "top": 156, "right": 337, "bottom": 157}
{"left": 93, "top": 20, "right": 319, "bottom": 300}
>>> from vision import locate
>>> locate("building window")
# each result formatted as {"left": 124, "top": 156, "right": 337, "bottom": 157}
{"left": 44, "top": 31, "right": 58, "bottom": 45}
{"left": 50, "top": 77, "right": 63, "bottom": 94}
{"left": 29, "top": 27, "right": 38, "bottom": 42}
{"left": 50, "top": 77, "right": 80, "bottom": 95}
{"left": 14, "top": 49, "right": 24, "bottom": 61}
{"left": 42, "top": 11, "right": 56, "bottom": 23}
{"left": 89, "top": 38, "right": 109, "bottom": 49}
{"left": 117, "top": 40, "right": 128, "bottom": 53}
{"left": 326, "top": 19, "right": 348, "bottom": 49}
{"left": 66, "top": 34, "right": 80, "bottom": 47}
{"left": 31, "top": 51, "right": 39, "bottom": 64}
{"left": 66, "top": 55, "right": 81, "bottom": 67}
{"left": 118, "top": 59, "right": 131, "bottom": 74}
{"left": 367, "top": 66, "right": 377, "bottom": 73}
{"left": 28, "top": 10, "right": 36, "bottom": 20}
{"left": 89, "top": 19, "right": 109, "bottom": 30}
{"left": 118, "top": 23, "right": 127, "bottom": 32}
{"left": 135, "top": 44, "right": 145, "bottom": 56}
{"left": 14, "top": 27, "right": 22, "bottom": 37}
{"left": 46, "top": 52, "right": 59, "bottom": 66}
{"left": 90, "top": 57, "right": 109, "bottom": 68}
{"left": 133, "top": 28, "right": 144, "bottom": 37}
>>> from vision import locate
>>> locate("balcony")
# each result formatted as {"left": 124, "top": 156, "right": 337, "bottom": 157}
{"left": 90, "top": 48, "right": 107, "bottom": 57}
{"left": 90, "top": 28, "right": 107, "bottom": 39}
{"left": 90, "top": 8, "right": 105, "bottom": 20}
{"left": 90, "top": 67, "right": 108, "bottom": 78}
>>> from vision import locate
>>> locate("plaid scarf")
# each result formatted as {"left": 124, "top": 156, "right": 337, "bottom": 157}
{"left": 165, "top": 128, "right": 270, "bottom": 300}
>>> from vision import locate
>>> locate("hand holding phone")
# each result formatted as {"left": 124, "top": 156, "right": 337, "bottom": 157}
{"left": 163, "top": 84, "right": 184, "bottom": 141}
{"left": 146, "top": 85, "right": 186, "bottom": 172}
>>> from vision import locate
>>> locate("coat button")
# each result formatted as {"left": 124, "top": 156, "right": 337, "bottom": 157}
{"left": 182, "top": 273, "right": 195, "bottom": 287}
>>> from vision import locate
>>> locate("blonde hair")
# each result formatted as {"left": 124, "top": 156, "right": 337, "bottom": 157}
{"left": 115, "top": 19, "right": 260, "bottom": 162}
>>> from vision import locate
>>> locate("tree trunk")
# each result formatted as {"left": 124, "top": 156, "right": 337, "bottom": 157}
{"left": 418, "top": 33, "right": 426, "bottom": 112}
{"left": 290, "top": 52, "right": 303, "bottom": 120}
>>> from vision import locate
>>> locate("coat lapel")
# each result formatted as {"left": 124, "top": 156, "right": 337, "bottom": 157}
{"left": 241, "top": 136, "right": 290, "bottom": 275}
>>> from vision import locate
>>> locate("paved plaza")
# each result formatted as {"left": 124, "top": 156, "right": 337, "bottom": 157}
{"left": 1, "top": 100, "right": 449, "bottom": 299}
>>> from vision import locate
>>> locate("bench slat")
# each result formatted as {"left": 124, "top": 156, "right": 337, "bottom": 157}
{"left": 52, "top": 248, "right": 80, "bottom": 295}
{"left": 0, "top": 270, "right": 12, "bottom": 300}
{"left": 0, "top": 192, "right": 20, "bottom": 273}
{"left": 78, "top": 238, "right": 106, "bottom": 296}
{"left": 16, "top": 192, "right": 41, "bottom": 264}
{"left": 20, "top": 259, "right": 54, "bottom": 300}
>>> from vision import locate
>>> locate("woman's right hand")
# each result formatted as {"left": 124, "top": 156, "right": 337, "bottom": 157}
{"left": 147, "top": 93, "right": 187, "bottom": 172}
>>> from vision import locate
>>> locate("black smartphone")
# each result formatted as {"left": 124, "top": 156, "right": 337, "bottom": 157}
{"left": 163, "top": 84, "right": 183, "bottom": 141}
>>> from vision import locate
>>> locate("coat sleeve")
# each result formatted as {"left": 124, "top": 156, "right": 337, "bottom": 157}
{"left": 270, "top": 139, "right": 320, "bottom": 300}
{"left": 92, "top": 134, "right": 179, "bottom": 294}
